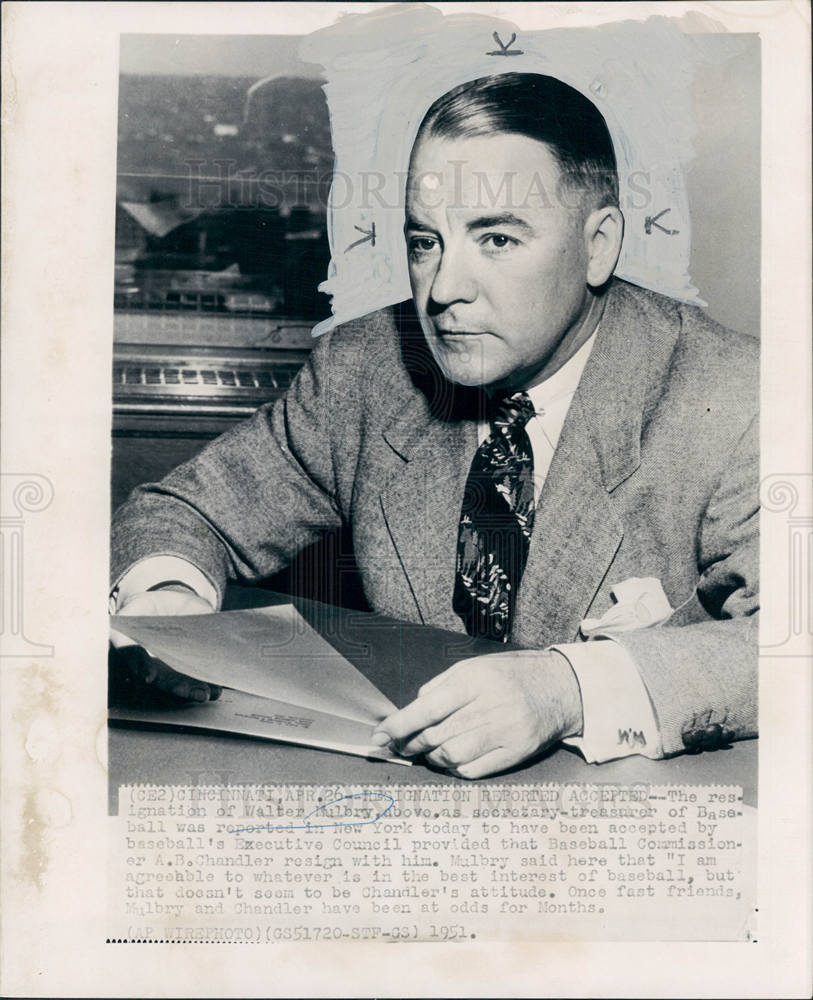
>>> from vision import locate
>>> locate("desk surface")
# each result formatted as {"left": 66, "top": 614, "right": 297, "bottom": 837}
{"left": 109, "top": 588, "right": 757, "bottom": 812}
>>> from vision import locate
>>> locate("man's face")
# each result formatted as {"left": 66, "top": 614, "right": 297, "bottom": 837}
{"left": 406, "top": 133, "right": 594, "bottom": 391}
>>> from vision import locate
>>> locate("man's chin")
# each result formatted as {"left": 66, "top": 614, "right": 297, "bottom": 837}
{"left": 436, "top": 362, "right": 502, "bottom": 388}
{"left": 428, "top": 344, "right": 504, "bottom": 389}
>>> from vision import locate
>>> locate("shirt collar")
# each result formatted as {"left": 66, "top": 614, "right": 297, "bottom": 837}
{"left": 525, "top": 325, "right": 599, "bottom": 413}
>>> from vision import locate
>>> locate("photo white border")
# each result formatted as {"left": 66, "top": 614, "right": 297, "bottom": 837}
{"left": 1, "top": 2, "right": 810, "bottom": 996}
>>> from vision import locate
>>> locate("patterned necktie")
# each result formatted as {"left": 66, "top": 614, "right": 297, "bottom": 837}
{"left": 453, "top": 391, "right": 536, "bottom": 641}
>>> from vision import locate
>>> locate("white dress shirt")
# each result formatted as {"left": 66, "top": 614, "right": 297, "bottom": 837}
{"left": 112, "top": 329, "right": 662, "bottom": 763}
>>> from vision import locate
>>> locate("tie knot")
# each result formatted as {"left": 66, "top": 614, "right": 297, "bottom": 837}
{"left": 492, "top": 391, "right": 535, "bottom": 430}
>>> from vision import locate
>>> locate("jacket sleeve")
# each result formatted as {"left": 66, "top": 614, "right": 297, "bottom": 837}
{"left": 110, "top": 330, "right": 349, "bottom": 607}
{"left": 614, "top": 415, "right": 759, "bottom": 756}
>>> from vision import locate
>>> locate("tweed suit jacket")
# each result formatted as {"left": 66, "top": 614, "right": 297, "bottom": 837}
{"left": 111, "top": 279, "right": 759, "bottom": 757}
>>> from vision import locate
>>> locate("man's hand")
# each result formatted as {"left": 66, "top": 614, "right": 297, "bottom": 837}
{"left": 116, "top": 585, "right": 215, "bottom": 618}
{"left": 371, "top": 650, "right": 583, "bottom": 778}
{"left": 111, "top": 584, "right": 221, "bottom": 702}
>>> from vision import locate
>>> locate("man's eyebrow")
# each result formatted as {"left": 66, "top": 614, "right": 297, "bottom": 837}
{"left": 466, "top": 213, "right": 535, "bottom": 233}
{"left": 404, "top": 215, "right": 437, "bottom": 232}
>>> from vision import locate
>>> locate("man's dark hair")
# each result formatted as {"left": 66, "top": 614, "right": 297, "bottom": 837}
{"left": 416, "top": 72, "right": 619, "bottom": 211}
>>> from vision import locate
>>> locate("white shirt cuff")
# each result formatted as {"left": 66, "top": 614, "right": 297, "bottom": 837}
{"left": 109, "top": 556, "right": 219, "bottom": 614}
{"left": 552, "top": 637, "right": 663, "bottom": 763}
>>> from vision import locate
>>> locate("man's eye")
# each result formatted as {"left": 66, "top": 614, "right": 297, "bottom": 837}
{"left": 408, "top": 237, "right": 438, "bottom": 255}
{"left": 482, "top": 233, "right": 517, "bottom": 250}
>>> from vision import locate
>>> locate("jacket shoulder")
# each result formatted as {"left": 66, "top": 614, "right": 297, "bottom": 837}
{"left": 320, "top": 302, "right": 410, "bottom": 360}
{"left": 306, "top": 302, "right": 427, "bottom": 421}
{"left": 310, "top": 302, "right": 409, "bottom": 381}
{"left": 614, "top": 281, "right": 758, "bottom": 413}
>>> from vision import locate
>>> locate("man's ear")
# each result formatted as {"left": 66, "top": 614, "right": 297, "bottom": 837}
{"left": 584, "top": 206, "right": 624, "bottom": 288}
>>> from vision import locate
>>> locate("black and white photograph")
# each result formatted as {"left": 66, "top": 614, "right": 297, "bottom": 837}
{"left": 1, "top": 1, "right": 811, "bottom": 996}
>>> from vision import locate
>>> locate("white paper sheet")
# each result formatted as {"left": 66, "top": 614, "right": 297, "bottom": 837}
{"left": 109, "top": 687, "right": 410, "bottom": 764}
{"left": 110, "top": 603, "right": 397, "bottom": 725}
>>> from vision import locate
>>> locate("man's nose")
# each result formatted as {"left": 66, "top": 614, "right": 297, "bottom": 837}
{"left": 428, "top": 249, "right": 477, "bottom": 308}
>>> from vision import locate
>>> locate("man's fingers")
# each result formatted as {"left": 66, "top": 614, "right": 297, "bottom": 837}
{"left": 115, "top": 645, "right": 157, "bottom": 684}
{"left": 157, "top": 667, "right": 221, "bottom": 703}
{"left": 398, "top": 706, "right": 483, "bottom": 757}
{"left": 114, "top": 645, "right": 221, "bottom": 702}
{"left": 168, "top": 678, "right": 221, "bottom": 703}
{"left": 452, "top": 747, "right": 517, "bottom": 780}
{"left": 424, "top": 723, "right": 498, "bottom": 770}
{"left": 373, "top": 682, "right": 472, "bottom": 745}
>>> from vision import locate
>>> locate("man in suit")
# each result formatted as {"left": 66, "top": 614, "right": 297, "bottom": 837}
{"left": 111, "top": 73, "right": 758, "bottom": 778}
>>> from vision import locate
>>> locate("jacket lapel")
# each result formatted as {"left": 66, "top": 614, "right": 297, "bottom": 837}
{"left": 514, "top": 281, "right": 680, "bottom": 647}
{"left": 379, "top": 396, "right": 477, "bottom": 629}
{"left": 512, "top": 392, "right": 625, "bottom": 646}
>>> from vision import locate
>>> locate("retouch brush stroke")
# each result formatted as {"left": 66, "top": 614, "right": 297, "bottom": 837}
{"left": 301, "top": 5, "right": 749, "bottom": 333}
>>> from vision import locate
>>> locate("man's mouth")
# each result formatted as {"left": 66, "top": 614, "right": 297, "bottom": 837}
{"left": 435, "top": 328, "right": 490, "bottom": 337}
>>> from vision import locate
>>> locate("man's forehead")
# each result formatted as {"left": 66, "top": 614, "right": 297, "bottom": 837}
{"left": 409, "top": 132, "right": 561, "bottom": 177}
{"left": 406, "top": 132, "right": 567, "bottom": 214}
